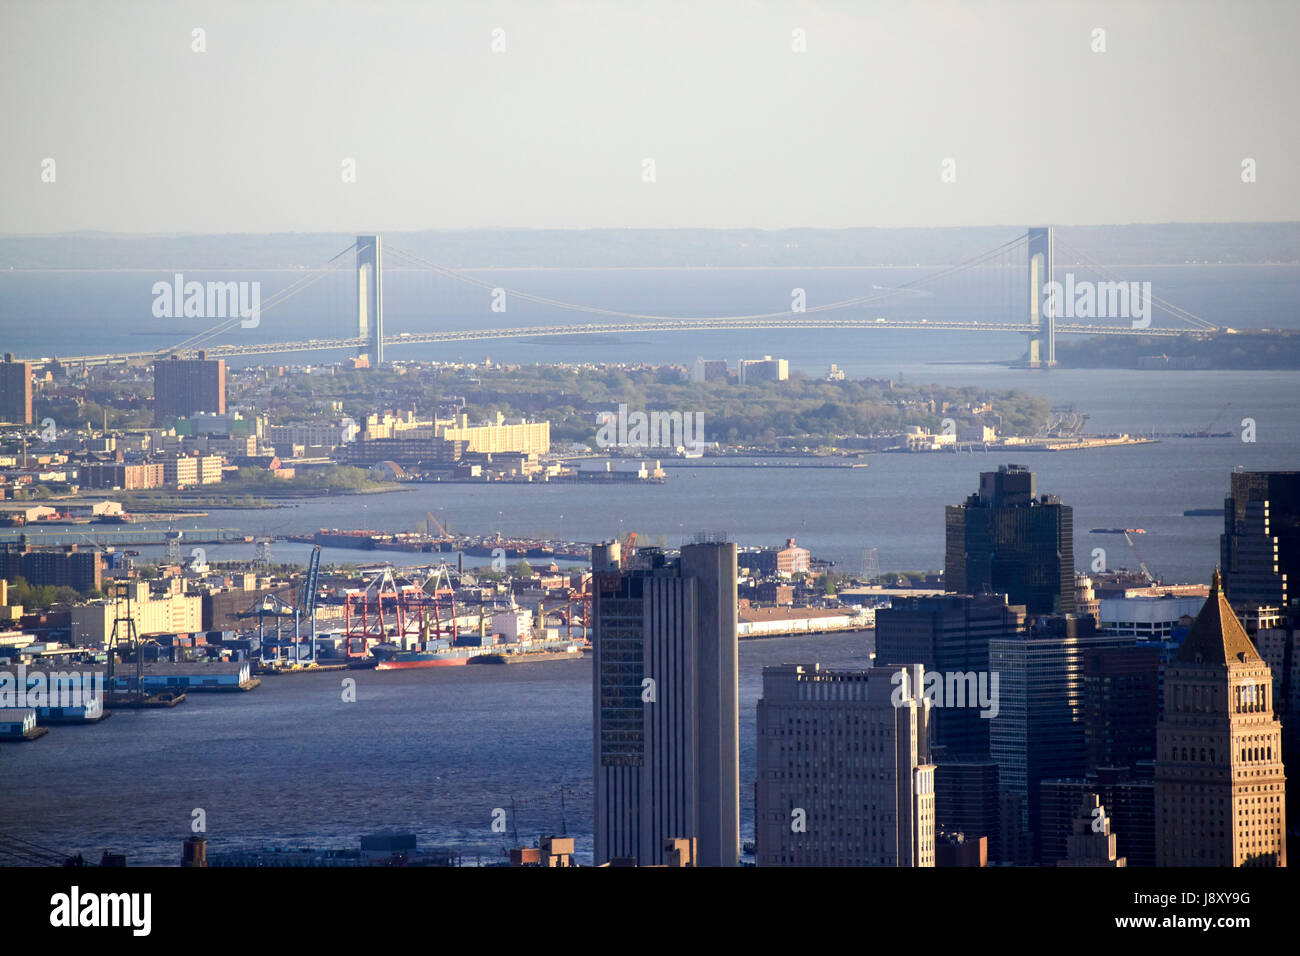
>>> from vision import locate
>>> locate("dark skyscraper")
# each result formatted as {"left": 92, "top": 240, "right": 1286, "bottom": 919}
{"left": 934, "top": 761, "right": 1000, "bottom": 853}
{"left": 153, "top": 353, "right": 227, "bottom": 423}
{"left": 875, "top": 592, "right": 1027, "bottom": 759}
{"left": 1221, "top": 471, "right": 1300, "bottom": 611}
{"left": 1040, "top": 767, "right": 1155, "bottom": 867}
{"left": 945, "top": 464, "right": 1076, "bottom": 615}
{"left": 990, "top": 614, "right": 1132, "bottom": 862}
{"left": 1083, "top": 643, "right": 1163, "bottom": 772}
{"left": 0, "top": 354, "right": 33, "bottom": 425}
{"left": 591, "top": 538, "right": 739, "bottom": 867}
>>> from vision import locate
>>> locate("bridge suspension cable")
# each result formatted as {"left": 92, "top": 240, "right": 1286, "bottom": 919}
{"left": 385, "top": 233, "right": 1029, "bottom": 324}
{"left": 161, "top": 240, "right": 359, "bottom": 355}
{"left": 1053, "top": 236, "right": 1217, "bottom": 331}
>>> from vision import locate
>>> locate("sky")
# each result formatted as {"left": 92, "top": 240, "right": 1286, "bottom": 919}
{"left": 1, "top": 0, "right": 1297, "bottom": 234}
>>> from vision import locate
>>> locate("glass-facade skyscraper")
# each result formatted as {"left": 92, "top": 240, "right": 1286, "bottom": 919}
{"left": 945, "top": 464, "right": 1076, "bottom": 615}
{"left": 1221, "top": 470, "right": 1300, "bottom": 610}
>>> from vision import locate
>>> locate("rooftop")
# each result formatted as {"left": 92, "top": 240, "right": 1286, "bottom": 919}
{"left": 1174, "top": 570, "right": 1262, "bottom": 666}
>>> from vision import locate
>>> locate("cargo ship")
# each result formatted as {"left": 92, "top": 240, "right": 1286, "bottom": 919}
{"left": 370, "top": 641, "right": 496, "bottom": 669}
{"left": 470, "top": 643, "right": 586, "bottom": 665}
{"left": 1090, "top": 528, "right": 1146, "bottom": 534}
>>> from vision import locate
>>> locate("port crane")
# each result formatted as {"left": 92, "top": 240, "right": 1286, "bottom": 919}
{"left": 618, "top": 531, "right": 637, "bottom": 568}
{"left": 1193, "top": 402, "right": 1232, "bottom": 437}
{"left": 536, "top": 575, "right": 594, "bottom": 643}
{"left": 243, "top": 591, "right": 300, "bottom": 664}
{"left": 342, "top": 563, "right": 459, "bottom": 657}
{"left": 299, "top": 544, "right": 322, "bottom": 652}
{"left": 1122, "top": 531, "right": 1158, "bottom": 586}
{"left": 242, "top": 546, "right": 324, "bottom": 665}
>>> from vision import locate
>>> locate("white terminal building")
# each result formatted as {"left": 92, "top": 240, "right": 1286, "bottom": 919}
{"left": 1099, "top": 595, "right": 1206, "bottom": 639}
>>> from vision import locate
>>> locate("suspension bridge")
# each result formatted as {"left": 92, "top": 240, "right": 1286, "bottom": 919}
{"left": 38, "top": 227, "right": 1215, "bottom": 370}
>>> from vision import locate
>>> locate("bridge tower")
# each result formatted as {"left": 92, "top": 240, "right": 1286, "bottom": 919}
{"left": 1026, "top": 226, "right": 1055, "bottom": 368}
{"left": 356, "top": 235, "right": 383, "bottom": 366}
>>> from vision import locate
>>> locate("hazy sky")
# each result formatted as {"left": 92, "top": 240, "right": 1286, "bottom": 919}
{"left": 2, "top": 0, "right": 1296, "bottom": 234}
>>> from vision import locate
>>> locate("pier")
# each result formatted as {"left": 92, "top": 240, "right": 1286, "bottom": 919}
{"left": 0, "top": 528, "right": 247, "bottom": 547}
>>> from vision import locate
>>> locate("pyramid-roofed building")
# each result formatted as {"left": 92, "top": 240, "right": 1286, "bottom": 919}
{"left": 1174, "top": 570, "right": 1263, "bottom": 666}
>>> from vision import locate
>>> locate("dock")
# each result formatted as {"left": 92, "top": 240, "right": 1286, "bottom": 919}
{"left": 0, "top": 726, "right": 50, "bottom": 742}
{"left": 0, "top": 527, "right": 246, "bottom": 547}
{"left": 256, "top": 662, "right": 350, "bottom": 675}
{"left": 105, "top": 692, "right": 186, "bottom": 709}
{"left": 38, "top": 710, "right": 114, "bottom": 726}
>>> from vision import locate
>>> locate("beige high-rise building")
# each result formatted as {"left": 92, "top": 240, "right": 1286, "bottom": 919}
{"left": 756, "top": 663, "right": 935, "bottom": 866}
{"left": 1155, "top": 571, "right": 1287, "bottom": 867}
{"left": 439, "top": 411, "right": 550, "bottom": 456}
{"left": 70, "top": 586, "right": 203, "bottom": 646}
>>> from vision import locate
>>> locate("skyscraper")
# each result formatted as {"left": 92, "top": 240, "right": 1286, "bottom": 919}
{"left": 0, "top": 354, "right": 33, "bottom": 425}
{"left": 989, "top": 614, "right": 1131, "bottom": 862}
{"left": 153, "top": 353, "right": 227, "bottom": 423}
{"left": 591, "top": 538, "right": 739, "bottom": 867}
{"left": 1155, "top": 571, "right": 1286, "bottom": 867}
{"left": 875, "top": 592, "right": 1027, "bottom": 759}
{"left": 1041, "top": 766, "right": 1155, "bottom": 867}
{"left": 933, "top": 761, "right": 1000, "bottom": 858}
{"left": 1083, "top": 642, "right": 1163, "bottom": 772}
{"left": 945, "top": 464, "right": 1076, "bottom": 615}
{"left": 755, "top": 664, "right": 935, "bottom": 867}
{"left": 1221, "top": 471, "right": 1300, "bottom": 610}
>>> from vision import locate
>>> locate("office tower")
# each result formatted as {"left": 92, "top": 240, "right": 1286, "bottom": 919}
{"left": 1083, "top": 643, "right": 1162, "bottom": 771}
{"left": 153, "top": 353, "right": 227, "bottom": 423}
{"left": 945, "top": 464, "right": 1076, "bottom": 615}
{"left": 989, "top": 614, "right": 1132, "bottom": 862}
{"left": 591, "top": 538, "right": 738, "bottom": 867}
{"left": 0, "top": 354, "right": 33, "bottom": 425}
{"left": 755, "top": 663, "right": 934, "bottom": 867}
{"left": 1221, "top": 471, "right": 1300, "bottom": 610}
{"left": 1041, "top": 766, "right": 1155, "bottom": 867}
{"left": 1056, "top": 794, "right": 1126, "bottom": 867}
{"left": 1155, "top": 572, "right": 1287, "bottom": 867}
{"left": 1253, "top": 615, "right": 1300, "bottom": 846}
{"left": 875, "top": 593, "right": 1027, "bottom": 759}
{"left": 934, "top": 760, "right": 1000, "bottom": 856}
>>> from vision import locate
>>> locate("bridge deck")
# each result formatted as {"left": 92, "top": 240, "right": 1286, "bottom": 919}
{"left": 43, "top": 319, "right": 1192, "bottom": 366}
